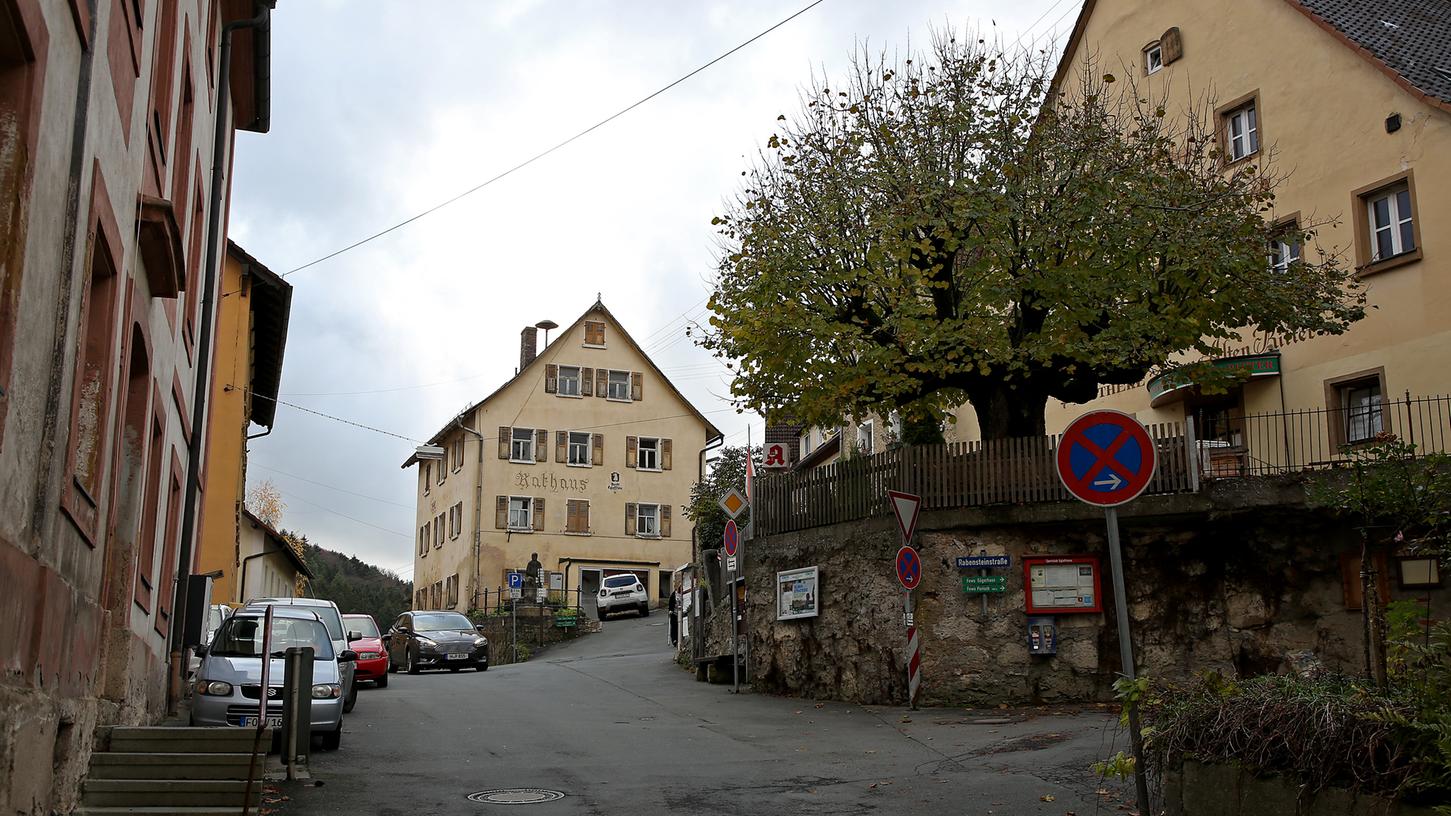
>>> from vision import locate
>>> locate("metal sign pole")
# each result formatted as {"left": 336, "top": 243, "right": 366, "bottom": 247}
{"left": 1105, "top": 507, "right": 1151, "bottom": 816}
{"left": 730, "top": 561, "right": 739, "bottom": 693}
{"left": 904, "top": 589, "right": 916, "bottom": 710}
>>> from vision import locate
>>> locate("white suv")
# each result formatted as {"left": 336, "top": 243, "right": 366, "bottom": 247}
{"left": 597, "top": 574, "right": 649, "bottom": 619}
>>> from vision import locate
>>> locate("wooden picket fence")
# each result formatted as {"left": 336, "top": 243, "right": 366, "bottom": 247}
{"left": 754, "top": 422, "right": 1195, "bottom": 535}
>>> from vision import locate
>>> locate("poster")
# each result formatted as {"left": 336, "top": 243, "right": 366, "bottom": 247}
{"left": 1022, "top": 555, "right": 1102, "bottom": 614}
{"left": 776, "top": 566, "right": 819, "bottom": 621}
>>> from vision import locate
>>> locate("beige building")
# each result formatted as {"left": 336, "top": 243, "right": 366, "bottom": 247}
{"left": 237, "top": 508, "right": 311, "bottom": 601}
{"left": 402, "top": 301, "right": 722, "bottom": 614}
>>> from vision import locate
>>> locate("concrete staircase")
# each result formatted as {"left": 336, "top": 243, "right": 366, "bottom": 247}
{"left": 75, "top": 726, "right": 272, "bottom": 815}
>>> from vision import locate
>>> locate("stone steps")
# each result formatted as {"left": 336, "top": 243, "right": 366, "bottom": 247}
{"left": 87, "top": 752, "right": 257, "bottom": 779}
{"left": 73, "top": 808, "right": 261, "bottom": 816}
{"left": 103, "top": 726, "right": 269, "bottom": 755}
{"left": 80, "top": 727, "right": 271, "bottom": 810}
{"left": 81, "top": 779, "right": 261, "bottom": 807}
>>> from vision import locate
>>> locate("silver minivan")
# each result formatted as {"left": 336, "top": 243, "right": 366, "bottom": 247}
{"left": 243, "top": 597, "right": 358, "bottom": 713}
{"left": 190, "top": 607, "right": 352, "bottom": 749}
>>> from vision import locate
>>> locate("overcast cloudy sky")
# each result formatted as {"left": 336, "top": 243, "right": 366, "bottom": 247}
{"left": 228, "top": 0, "right": 1081, "bottom": 580}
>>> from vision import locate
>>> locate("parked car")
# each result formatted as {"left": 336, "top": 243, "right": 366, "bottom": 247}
{"left": 342, "top": 614, "right": 388, "bottom": 688}
{"left": 190, "top": 607, "right": 355, "bottom": 750}
{"left": 597, "top": 574, "right": 649, "bottom": 619}
{"left": 186, "top": 604, "right": 234, "bottom": 681}
{"left": 385, "top": 611, "right": 489, "bottom": 673}
{"left": 243, "top": 597, "right": 358, "bottom": 713}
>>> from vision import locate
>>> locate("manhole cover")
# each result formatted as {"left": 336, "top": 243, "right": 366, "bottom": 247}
{"left": 467, "top": 789, "right": 566, "bottom": 805}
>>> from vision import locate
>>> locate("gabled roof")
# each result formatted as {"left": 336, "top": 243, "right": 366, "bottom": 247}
{"left": 401, "top": 299, "right": 724, "bottom": 468}
{"left": 1050, "top": 0, "right": 1451, "bottom": 114}
{"left": 241, "top": 507, "right": 314, "bottom": 579}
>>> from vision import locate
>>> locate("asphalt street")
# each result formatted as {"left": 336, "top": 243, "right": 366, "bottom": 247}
{"left": 278, "top": 615, "right": 1134, "bottom": 815}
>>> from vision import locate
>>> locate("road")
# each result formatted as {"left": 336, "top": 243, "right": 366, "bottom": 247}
{"left": 279, "top": 615, "right": 1132, "bottom": 815}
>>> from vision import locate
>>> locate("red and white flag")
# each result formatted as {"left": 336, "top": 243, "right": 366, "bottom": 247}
{"left": 744, "top": 446, "right": 756, "bottom": 505}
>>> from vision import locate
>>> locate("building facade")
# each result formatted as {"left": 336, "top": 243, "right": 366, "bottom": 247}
{"left": 196, "top": 241, "right": 291, "bottom": 603}
{"left": 237, "top": 507, "right": 310, "bottom": 601}
{"left": 956, "top": 0, "right": 1451, "bottom": 459}
{"left": 403, "top": 302, "right": 722, "bottom": 615}
{"left": 0, "top": 1, "right": 273, "bottom": 812}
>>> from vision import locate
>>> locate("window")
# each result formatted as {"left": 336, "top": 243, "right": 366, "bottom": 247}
{"left": 1270, "top": 220, "right": 1302, "bottom": 273}
{"left": 437, "top": 453, "right": 446, "bottom": 484}
{"left": 607, "top": 370, "right": 631, "bottom": 401}
{"left": 511, "top": 427, "right": 534, "bottom": 462}
{"left": 435, "top": 513, "right": 444, "bottom": 548}
{"left": 508, "top": 496, "right": 533, "bottom": 530}
{"left": 584, "top": 320, "right": 606, "bottom": 346}
{"left": 1144, "top": 43, "right": 1163, "bottom": 74}
{"left": 419, "top": 524, "right": 429, "bottom": 557}
{"left": 1223, "top": 100, "right": 1258, "bottom": 162}
{"left": 566, "top": 499, "right": 590, "bottom": 533}
{"left": 800, "top": 430, "right": 812, "bottom": 457}
{"left": 558, "top": 365, "right": 581, "bottom": 396}
{"left": 422, "top": 462, "right": 431, "bottom": 493}
{"left": 1367, "top": 184, "right": 1415, "bottom": 262}
{"left": 452, "top": 438, "right": 464, "bottom": 471}
{"left": 857, "top": 420, "right": 874, "bottom": 455}
{"left": 637, "top": 503, "right": 660, "bottom": 537}
{"left": 637, "top": 437, "right": 659, "bottom": 470}
{"left": 568, "top": 431, "right": 591, "bottom": 466}
{"left": 1342, "top": 381, "right": 1384, "bottom": 444}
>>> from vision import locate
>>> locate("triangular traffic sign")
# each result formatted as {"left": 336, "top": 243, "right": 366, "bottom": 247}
{"left": 888, "top": 490, "right": 922, "bottom": 546}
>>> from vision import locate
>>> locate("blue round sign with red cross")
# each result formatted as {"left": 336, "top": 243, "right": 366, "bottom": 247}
{"left": 723, "top": 519, "right": 739, "bottom": 557}
{"left": 895, "top": 545, "right": 922, "bottom": 590}
{"left": 1056, "top": 410, "right": 1158, "bottom": 507}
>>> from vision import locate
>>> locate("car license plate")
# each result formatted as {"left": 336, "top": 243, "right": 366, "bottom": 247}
{"left": 240, "top": 715, "right": 282, "bottom": 729}
{"left": 446, "top": 652, "right": 468, "bottom": 660}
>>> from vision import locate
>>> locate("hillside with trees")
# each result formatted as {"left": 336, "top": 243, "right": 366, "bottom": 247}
{"left": 286, "top": 531, "right": 412, "bottom": 628}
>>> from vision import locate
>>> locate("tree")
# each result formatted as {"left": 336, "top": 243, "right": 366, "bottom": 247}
{"left": 701, "top": 33, "right": 1364, "bottom": 439}
{"left": 684, "top": 445, "right": 757, "bottom": 552}
{"left": 246, "top": 479, "right": 286, "bottom": 527}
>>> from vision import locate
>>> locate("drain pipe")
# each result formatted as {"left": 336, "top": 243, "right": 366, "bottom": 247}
{"left": 453, "top": 413, "right": 485, "bottom": 611}
{"left": 168, "top": 0, "right": 276, "bottom": 707}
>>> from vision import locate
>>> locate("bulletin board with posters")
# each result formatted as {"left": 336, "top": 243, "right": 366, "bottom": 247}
{"left": 1022, "top": 555, "right": 1102, "bottom": 615}
{"left": 776, "top": 567, "right": 819, "bottom": 621}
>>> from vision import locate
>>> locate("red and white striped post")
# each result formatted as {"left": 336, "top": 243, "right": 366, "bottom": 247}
{"left": 905, "top": 601, "right": 921, "bottom": 708}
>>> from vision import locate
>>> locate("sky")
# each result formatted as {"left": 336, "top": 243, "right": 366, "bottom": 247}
{"left": 229, "top": 0, "right": 1083, "bottom": 581}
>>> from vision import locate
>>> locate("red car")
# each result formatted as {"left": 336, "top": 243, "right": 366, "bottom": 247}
{"left": 343, "top": 614, "right": 389, "bottom": 688}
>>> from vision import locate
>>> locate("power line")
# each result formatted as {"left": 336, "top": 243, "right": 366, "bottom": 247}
{"left": 250, "top": 461, "right": 415, "bottom": 509}
{"left": 279, "top": 0, "right": 830, "bottom": 279}
{"left": 283, "top": 491, "right": 414, "bottom": 541}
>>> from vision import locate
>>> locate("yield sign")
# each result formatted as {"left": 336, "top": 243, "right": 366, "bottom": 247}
{"left": 888, "top": 490, "right": 922, "bottom": 546}
{"left": 895, "top": 545, "right": 922, "bottom": 590}
{"left": 1055, "top": 410, "right": 1157, "bottom": 507}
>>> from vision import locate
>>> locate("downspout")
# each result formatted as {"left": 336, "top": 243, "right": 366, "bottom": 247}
{"left": 454, "top": 413, "right": 485, "bottom": 611}
{"left": 169, "top": 0, "right": 276, "bottom": 702}
{"left": 238, "top": 549, "right": 271, "bottom": 602}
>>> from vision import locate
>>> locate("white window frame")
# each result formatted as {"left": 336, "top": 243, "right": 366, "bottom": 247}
{"left": 800, "top": 430, "right": 812, "bottom": 457}
{"left": 857, "top": 420, "right": 874, "bottom": 455}
{"left": 1270, "top": 225, "right": 1302, "bottom": 274}
{"left": 1342, "top": 381, "right": 1384, "bottom": 445}
{"left": 1225, "top": 102, "right": 1258, "bottom": 162}
{"left": 507, "top": 496, "right": 533, "bottom": 531}
{"left": 636, "top": 503, "right": 660, "bottom": 537}
{"left": 510, "top": 427, "right": 535, "bottom": 463}
{"left": 567, "top": 431, "right": 592, "bottom": 466}
{"left": 1144, "top": 43, "right": 1163, "bottom": 75}
{"left": 637, "top": 437, "right": 660, "bottom": 471}
{"left": 452, "top": 439, "right": 464, "bottom": 472}
{"left": 1366, "top": 185, "right": 1415, "bottom": 262}
{"left": 557, "top": 365, "right": 582, "bottom": 397}
{"left": 606, "top": 370, "right": 631, "bottom": 401}
{"left": 422, "top": 462, "right": 431, "bottom": 494}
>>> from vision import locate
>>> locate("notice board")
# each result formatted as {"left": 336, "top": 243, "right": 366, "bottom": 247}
{"left": 1022, "top": 555, "right": 1102, "bottom": 614}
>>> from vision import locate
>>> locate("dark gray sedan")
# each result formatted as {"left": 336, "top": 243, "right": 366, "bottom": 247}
{"left": 384, "top": 611, "right": 489, "bottom": 673}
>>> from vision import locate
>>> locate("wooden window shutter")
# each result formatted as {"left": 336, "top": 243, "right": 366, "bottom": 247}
{"left": 660, "top": 505, "right": 672, "bottom": 538}
{"left": 495, "top": 496, "right": 507, "bottom": 529}
{"left": 1340, "top": 551, "right": 1391, "bottom": 610}
{"left": 589, "top": 433, "right": 602, "bottom": 466}
{"left": 565, "top": 500, "right": 577, "bottom": 533}
{"left": 533, "top": 497, "right": 545, "bottom": 531}
{"left": 545, "top": 364, "right": 558, "bottom": 394}
{"left": 631, "top": 371, "right": 643, "bottom": 401}
{"left": 625, "top": 502, "right": 636, "bottom": 536}
{"left": 625, "top": 436, "right": 638, "bottom": 468}
{"left": 535, "top": 429, "right": 548, "bottom": 461}
{"left": 585, "top": 321, "right": 605, "bottom": 345}
{"left": 581, "top": 367, "right": 594, "bottom": 397}
{"left": 497, "top": 427, "right": 510, "bottom": 459}
{"left": 579, "top": 499, "right": 589, "bottom": 532}
{"left": 1161, "top": 27, "right": 1183, "bottom": 64}
{"left": 595, "top": 368, "right": 607, "bottom": 398}
{"left": 661, "top": 439, "right": 672, "bottom": 470}
{"left": 555, "top": 430, "right": 567, "bottom": 463}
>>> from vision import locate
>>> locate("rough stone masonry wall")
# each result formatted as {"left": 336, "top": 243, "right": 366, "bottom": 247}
{"left": 733, "top": 488, "right": 1448, "bottom": 707}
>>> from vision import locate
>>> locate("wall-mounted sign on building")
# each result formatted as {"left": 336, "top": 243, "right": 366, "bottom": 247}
{"left": 776, "top": 566, "right": 819, "bottom": 621}
{"left": 762, "top": 442, "right": 791, "bottom": 469}
{"left": 1022, "top": 555, "right": 1102, "bottom": 614}
{"left": 962, "top": 575, "right": 1007, "bottom": 594}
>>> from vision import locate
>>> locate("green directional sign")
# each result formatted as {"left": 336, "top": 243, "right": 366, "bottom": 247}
{"left": 962, "top": 575, "right": 1007, "bottom": 594}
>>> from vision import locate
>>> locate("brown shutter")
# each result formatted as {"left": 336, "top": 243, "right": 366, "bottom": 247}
{"left": 495, "top": 496, "right": 507, "bottom": 529}
{"left": 1161, "top": 26, "right": 1183, "bottom": 64}
{"left": 556, "top": 430, "right": 567, "bottom": 463}
{"left": 631, "top": 371, "right": 643, "bottom": 401}
{"left": 535, "top": 429, "right": 548, "bottom": 462}
{"left": 533, "top": 497, "right": 545, "bottom": 531}
{"left": 592, "top": 433, "right": 603, "bottom": 466}
{"left": 579, "top": 499, "right": 589, "bottom": 533}
{"left": 625, "top": 436, "right": 637, "bottom": 468}
{"left": 595, "top": 368, "right": 607, "bottom": 398}
{"left": 661, "top": 439, "right": 672, "bottom": 471}
{"left": 585, "top": 321, "right": 605, "bottom": 345}
{"left": 565, "top": 500, "right": 577, "bottom": 533}
{"left": 660, "top": 505, "right": 672, "bottom": 538}
{"left": 545, "top": 364, "right": 558, "bottom": 394}
{"left": 625, "top": 502, "right": 636, "bottom": 536}
{"left": 581, "top": 367, "right": 594, "bottom": 397}
{"left": 498, "top": 427, "right": 510, "bottom": 459}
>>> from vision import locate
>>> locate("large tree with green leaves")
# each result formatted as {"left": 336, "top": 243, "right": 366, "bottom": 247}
{"left": 701, "top": 33, "right": 1365, "bottom": 439}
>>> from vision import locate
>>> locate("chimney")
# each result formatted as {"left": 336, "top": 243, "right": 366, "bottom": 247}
{"left": 520, "top": 326, "right": 538, "bottom": 371}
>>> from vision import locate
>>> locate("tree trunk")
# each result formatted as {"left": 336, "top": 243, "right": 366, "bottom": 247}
{"left": 969, "top": 383, "right": 1049, "bottom": 441}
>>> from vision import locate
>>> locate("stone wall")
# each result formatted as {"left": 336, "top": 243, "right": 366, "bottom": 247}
{"left": 705, "top": 479, "right": 1448, "bottom": 706}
